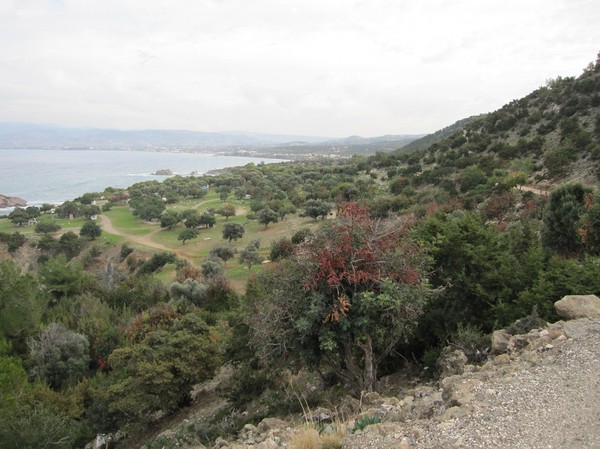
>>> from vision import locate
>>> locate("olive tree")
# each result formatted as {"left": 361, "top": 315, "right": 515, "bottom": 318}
{"left": 222, "top": 223, "right": 245, "bottom": 241}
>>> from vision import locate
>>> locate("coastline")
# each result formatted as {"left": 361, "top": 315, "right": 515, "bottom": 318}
{"left": 0, "top": 150, "right": 289, "bottom": 216}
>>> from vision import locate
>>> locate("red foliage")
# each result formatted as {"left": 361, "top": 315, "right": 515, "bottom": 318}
{"left": 176, "top": 264, "right": 203, "bottom": 283}
{"left": 127, "top": 303, "right": 181, "bottom": 344}
{"left": 302, "top": 203, "right": 424, "bottom": 301}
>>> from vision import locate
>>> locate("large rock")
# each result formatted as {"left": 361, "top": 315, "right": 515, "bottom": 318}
{"left": 491, "top": 329, "right": 511, "bottom": 354}
{"left": 436, "top": 347, "right": 468, "bottom": 378}
{"left": 554, "top": 295, "right": 600, "bottom": 320}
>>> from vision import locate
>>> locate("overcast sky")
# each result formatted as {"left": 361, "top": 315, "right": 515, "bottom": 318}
{"left": 1, "top": 0, "right": 599, "bottom": 138}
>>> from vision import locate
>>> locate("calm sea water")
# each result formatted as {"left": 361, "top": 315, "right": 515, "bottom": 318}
{"left": 0, "top": 149, "right": 285, "bottom": 215}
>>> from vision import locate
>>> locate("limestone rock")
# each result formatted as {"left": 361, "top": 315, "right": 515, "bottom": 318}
{"left": 362, "top": 391, "right": 384, "bottom": 406}
{"left": 491, "top": 329, "right": 511, "bottom": 354}
{"left": 436, "top": 347, "right": 468, "bottom": 378}
{"left": 339, "top": 395, "right": 361, "bottom": 415}
{"left": 411, "top": 390, "right": 443, "bottom": 419}
{"left": 493, "top": 354, "right": 511, "bottom": 365}
{"left": 563, "top": 318, "right": 600, "bottom": 339}
{"left": 554, "top": 295, "right": 600, "bottom": 319}
{"left": 308, "top": 407, "right": 333, "bottom": 424}
{"left": 256, "top": 417, "right": 287, "bottom": 434}
{"left": 288, "top": 368, "right": 325, "bottom": 400}
{"left": 441, "top": 377, "right": 481, "bottom": 407}
{"left": 546, "top": 321, "right": 566, "bottom": 339}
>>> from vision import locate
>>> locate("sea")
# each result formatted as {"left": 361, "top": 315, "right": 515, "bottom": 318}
{"left": 0, "top": 148, "right": 287, "bottom": 216}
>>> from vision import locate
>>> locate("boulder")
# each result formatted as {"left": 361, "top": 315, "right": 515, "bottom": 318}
{"left": 256, "top": 418, "right": 287, "bottom": 434}
{"left": 436, "top": 347, "right": 468, "bottom": 378}
{"left": 491, "top": 329, "right": 511, "bottom": 354}
{"left": 361, "top": 391, "right": 384, "bottom": 407}
{"left": 554, "top": 295, "right": 600, "bottom": 320}
{"left": 288, "top": 368, "right": 325, "bottom": 400}
{"left": 441, "top": 377, "right": 481, "bottom": 408}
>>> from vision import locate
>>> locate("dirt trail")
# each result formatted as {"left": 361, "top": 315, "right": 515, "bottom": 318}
{"left": 99, "top": 214, "right": 195, "bottom": 261}
{"left": 518, "top": 185, "right": 550, "bottom": 196}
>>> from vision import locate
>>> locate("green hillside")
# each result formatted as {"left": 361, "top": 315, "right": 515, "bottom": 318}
{"left": 1, "top": 54, "right": 600, "bottom": 449}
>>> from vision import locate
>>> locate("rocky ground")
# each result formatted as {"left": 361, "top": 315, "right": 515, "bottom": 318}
{"left": 343, "top": 317, "right": 600, "bottom": 449}
{"left": 119, "top": 295, "right": 600, "bottom": 449}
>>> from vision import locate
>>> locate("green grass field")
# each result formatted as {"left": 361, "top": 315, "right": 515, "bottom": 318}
{"left": 1, "top": 195, "right": 322, "bottom": 293}
{"left": 105, "top": 207, "right": 156, "bottom": 235}
{"left": 96, "top": 201, "right": 323, "bottom": 292}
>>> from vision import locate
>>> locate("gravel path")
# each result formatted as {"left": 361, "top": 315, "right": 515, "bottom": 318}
{"left": 416, "top": 318, "right": 600, "bottom": 448}
{"left": 343, "top": 318, "right": 600, "bottom": 449}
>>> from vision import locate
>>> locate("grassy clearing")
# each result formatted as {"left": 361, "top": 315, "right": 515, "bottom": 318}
{"left": 0, "top": 218, "right": 34, "bottom": 234}
{"left": 99, "top": 202, "right": 323, "bottom": 292}
{"left": 97, "top": 231, "right": 124, "bottom": 247}
{"left": 106, "top": 207, "right": 156, "bottom": 235}
{"left": 0, "top": 214, "right": 89, "bottom": 236}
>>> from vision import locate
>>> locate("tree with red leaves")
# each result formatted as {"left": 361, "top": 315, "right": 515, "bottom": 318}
{"left": 246, "top": 203, "right": 432, "bottom": 391}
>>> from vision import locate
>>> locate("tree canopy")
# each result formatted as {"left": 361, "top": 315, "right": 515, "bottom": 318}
{"left": 245, "top": 203, "right": 433, "bottom": 391}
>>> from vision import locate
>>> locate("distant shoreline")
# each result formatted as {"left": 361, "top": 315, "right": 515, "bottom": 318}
{"left": 0, "top": 150, "right": 288, "bottom": 216}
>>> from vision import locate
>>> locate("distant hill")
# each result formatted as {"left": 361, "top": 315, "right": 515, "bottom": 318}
{"left": 400, "top": 116, "right": 482, "bottom": 153}
{"left": 0, "top": 123, "right": 421, "bottom": 158}
{"left": 251, "top": 134, "right": 424, "bottom": 159}
{"left": 0, "top": 122, "right": 333, "bottom": 151}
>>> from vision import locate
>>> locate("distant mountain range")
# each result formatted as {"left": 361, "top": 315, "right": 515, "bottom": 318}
{"left": 0, "top": 122, "right": 423, "bottom": 157}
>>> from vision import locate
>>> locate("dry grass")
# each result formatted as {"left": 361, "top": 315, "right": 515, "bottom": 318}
{"left": 320, "top": 423, "right": 346, "bottom": 449}
{"left": 290, "top": 426, "right": 321, "bottom": 449}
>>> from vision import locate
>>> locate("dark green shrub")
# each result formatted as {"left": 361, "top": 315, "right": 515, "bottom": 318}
{"left": 35, "top": 222, "right": 61, "bottom": 234}
{"left": 138, "top": 252, "right": 177, "bottom": 274}
{"left": 119, "top": 244, "right": 133, "bottom": 261}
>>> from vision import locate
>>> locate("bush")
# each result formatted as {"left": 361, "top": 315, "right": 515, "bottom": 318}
{"left": 448, "top": 324, "right": 489, "bottom": 364}
{"left": 269, "top": 237, "right": 294, "bottom": 261}
{"left": 35, "top": 222, "right": 61, "bottom": 234}
{"left": 28, "top": 323, "right": 90, "bottom": 390}
{"left": 0, "top": 232, "right": 26, "bottom": 252}
{"left": 505, "top": 306, "right": 546, "bottom": 335}
{"left": 138, "top": 252, "right": 177, "bottom": 274}
{"left": 120, "top": 244, "right": 134, "bottom": 261}
{"left": 541, "top": 183, "right": 589, "bottom": 257}
{"left": 170, "top": 279, "right": 208, "bottom": 306}
{"left": 291, "top": 228, "right": 313, "bottom": 244}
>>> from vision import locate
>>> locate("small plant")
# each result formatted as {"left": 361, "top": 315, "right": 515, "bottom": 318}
{"left": 320, "top": 421, "right": 346, "bottom": 449}
{"left": 290, "top": 425, "right": 320, "bottom": 449}
{"left": 120, "top": 243, "right": 133, "bottom": 261}
{"left": 349, "top": 415, "right": 381, "bottom": 433}
{"left": 144, "top": 436, "right": 169, "bottom": 449}
{"left": 506, "top": 305, "right": 546, "bottom": 335}
{"left": 89, "top": 244, "right": 102, "bottom": 258}
{"left": 449, "top": 323, "right": 490, "bottom": 364}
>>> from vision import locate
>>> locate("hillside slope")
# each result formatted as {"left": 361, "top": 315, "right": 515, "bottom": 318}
{"left": 409, "top": 55, "right": 600, "bottom": 188}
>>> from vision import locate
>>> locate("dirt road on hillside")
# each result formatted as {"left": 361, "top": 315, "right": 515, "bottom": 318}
{"left": 99, "top": 214, "right": 195, "bottom": 261}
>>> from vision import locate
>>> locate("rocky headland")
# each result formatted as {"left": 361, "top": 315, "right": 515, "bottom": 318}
{"left": 0, "top": 193, "right": 26, "bottom": 208}
{"left": 153, "top": 169, "right": 173, "bottom": 176}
